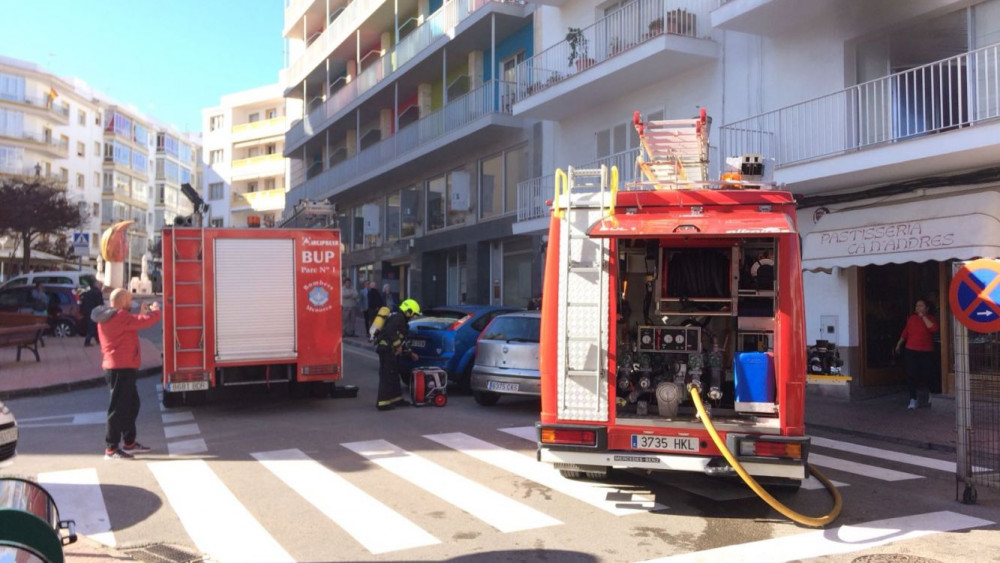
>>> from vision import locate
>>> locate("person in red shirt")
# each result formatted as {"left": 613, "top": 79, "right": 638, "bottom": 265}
{"left": 895, "top": 298, "right": 939, "bottom": 410}
{"left": 92, "top": 288, "right": 162, "bottom": 459}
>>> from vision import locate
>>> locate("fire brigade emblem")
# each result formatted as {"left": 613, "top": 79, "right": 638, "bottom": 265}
{"left": 308, "top": 285, "right": 329, "bottom": 307}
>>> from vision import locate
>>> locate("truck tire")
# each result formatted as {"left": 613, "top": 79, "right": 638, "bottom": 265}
{"left": 162, "top": 391, "right": 182, "bottom": 408}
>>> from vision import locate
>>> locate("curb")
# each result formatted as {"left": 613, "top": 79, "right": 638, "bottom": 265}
{"left": 806, "top": 422, "right": 956, "bottom": 454}
{"left": 0, "top": 366, "right": 162, "bottom": 401}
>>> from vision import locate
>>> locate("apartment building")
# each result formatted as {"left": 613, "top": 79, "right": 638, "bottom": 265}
{"left": 499, "top": 0, "right": 1000, "bottom": 398}
{"left": 202, "top": 84, "right": 287, "bottom": 229}
{"left": 281, "top": 0, "right": 540, "bottom": 308}
{"left": 150, "top": 127, "right": 199, "bottom": 262}
{"left": 0, "top": 56, "right": 104, "bottom": 268}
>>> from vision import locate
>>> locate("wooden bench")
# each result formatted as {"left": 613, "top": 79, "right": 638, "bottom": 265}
{"left": 0, "top": 312, "right": 49, "bottom": 363}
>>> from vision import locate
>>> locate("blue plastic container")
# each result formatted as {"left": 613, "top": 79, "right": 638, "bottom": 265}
{"left": 734, "top": 352, "right": 775, "bottom": 404}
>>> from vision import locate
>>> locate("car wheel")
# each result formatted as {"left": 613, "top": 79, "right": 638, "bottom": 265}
{"left": 53, "top": 319, "right": 75, "bottom": 338}
{"left": 473, "top": 390, "right": 500, "bottom": 406}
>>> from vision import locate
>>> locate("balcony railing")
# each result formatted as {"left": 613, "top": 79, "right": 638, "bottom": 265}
{"left": 0, "top": 92, "right": 70, "bottom": 119}
{"left": 513, "top": 0, "right": 712, "bottom": 101}
{"left": 292, "top": 80, "right": 514, "bottom": 197}
{"left": 516, "top": 148, "right": 641, "bottom": 222}
{"left": 231, "top": 116, "right": 287, "bottom": 141}
{"left": 718, "top": 41, "right": 1000, "bottom": 172}
{"left": 288, "top": 0, "right": 521, "bottom": 148}
{"left": 232, "top": 153, "right": 285, "bottom": 169}
{"left": 232, "top": 188, "right": 286, "bottom": 211}
{"left": 287, "top": 0, "right": 384, "bottom": 90}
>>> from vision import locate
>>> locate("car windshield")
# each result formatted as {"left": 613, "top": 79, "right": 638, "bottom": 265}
{"left": 481, "top": 316, "right": 540, "bottom": 342}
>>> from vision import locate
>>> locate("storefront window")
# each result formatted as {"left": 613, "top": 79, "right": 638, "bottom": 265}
{"left": 401, "top": 184, "right": 421, "bottom": 237}
{"left": 504, "top": 144, "right": 530, "bottom": 214}
{"left": 502, "top": 238, "right": 533, "bottom": 308}
{"left": 386, "top": 192, "right": 401, "bottom": 242}
{"left": 427, "top": 176, "right": 446, "bottom": 232}
{"left": 447, "top": 165, "right": 474, "bottom": 227}
{"left": 479, "top": 153, "right": 503, "bottom": 219}
{"left": 351, "top": 207, "right": 364, "bottom": 251}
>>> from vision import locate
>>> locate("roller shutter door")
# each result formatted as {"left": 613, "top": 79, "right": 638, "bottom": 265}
{"left": 215, "top": 238, "right": 296, "bottom": 361}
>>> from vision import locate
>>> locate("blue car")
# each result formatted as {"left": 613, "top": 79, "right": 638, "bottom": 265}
{"left": 403, "top": 305, "right": 520, "bottom": 388}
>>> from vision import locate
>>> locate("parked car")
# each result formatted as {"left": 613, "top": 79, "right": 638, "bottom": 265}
{"left": 0, "top": 270, "right": 98, "bottom": 291}
{"left": 0, "top": 400, "right": 16, "bottom": 466}
{"left": 402, "top": 305, "right": 520, "bottom": 388}
{"left": 470, "top": 311, "right": 541, "bottom": 406}
{"left": 0, "top": 285, "right": 84, "bottom": 337}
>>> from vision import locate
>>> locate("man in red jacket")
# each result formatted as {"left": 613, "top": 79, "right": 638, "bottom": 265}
{"left": 92, "top": 288, "right": 162, "bottom": 459}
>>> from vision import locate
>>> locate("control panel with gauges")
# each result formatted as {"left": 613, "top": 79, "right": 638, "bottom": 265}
{"left": 636, "top": 326, "right": 701, "bottom": 353}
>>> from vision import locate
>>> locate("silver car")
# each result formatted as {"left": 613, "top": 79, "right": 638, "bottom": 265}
{"left": 470, "top": 311, "right": 541, "bottom": 406}
{"left": 0, "top": 400, "right": 17, "bottom": 466}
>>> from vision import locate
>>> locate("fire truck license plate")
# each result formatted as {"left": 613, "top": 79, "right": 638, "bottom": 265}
{"left": 168, "top": 382, "right": 209, "bottom": 392}
{"left": 631, "top": 435, "right": 699, "bottom": 453}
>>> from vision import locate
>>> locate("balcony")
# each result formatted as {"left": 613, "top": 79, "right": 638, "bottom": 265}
{"left": 231, "top": 116, "right": 287, "bottom": 144}
{"left": 1, "top": 131, "right": 70, "bottom": 159}
{"left": 710, "top": 0, "right": 841, "bottom": 35}
{"left": 285, "top": 0, "right": 527, "bottom": 152}
{"left": 718, "top": 42, "right": 1000, "bottom": 194}
{"left": 287, "top": 80, "right": 520, "bottom": 208}
{"left": 511, "top": 0, "right": 717, "bottom": 121}
{"left": 0, "top": 92, "right": 71, "bottom": 123}
{"left": 230, "top": 153, "right": 285, "bottom": 181}
{"left": 232, "top": 188, "right": 286, "bottom": 212}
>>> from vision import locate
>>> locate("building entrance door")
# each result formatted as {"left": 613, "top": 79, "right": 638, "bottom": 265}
{"left": 860, "top": 262, "right": 941, "bottom": 389}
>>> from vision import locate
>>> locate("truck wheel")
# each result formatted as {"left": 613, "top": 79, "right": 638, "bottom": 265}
{"left": 473, "top": 391, "right": 500, "bottom": 406}
{"left": 584, "top": 467, "right": 610, "bottom": 480}
{"left": 162, "top": 391, "right": 182, "bottom": 408}
{"left": 559, "top": 470, "right": 583, "bottom": 479}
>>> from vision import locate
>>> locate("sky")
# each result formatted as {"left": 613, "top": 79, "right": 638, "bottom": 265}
{"left": 0, "top": 0, "right": 285, "bottom": 132}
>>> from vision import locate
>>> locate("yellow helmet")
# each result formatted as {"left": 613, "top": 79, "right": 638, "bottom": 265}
{"left": 399, "top": 299, "right": 421, "bottom": 316}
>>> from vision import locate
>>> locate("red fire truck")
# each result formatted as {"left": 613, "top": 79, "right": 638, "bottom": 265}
{"left": 161, "top": 226, "right": 347, "bottom": 407}
{"left": 537, "top": 110, "right": 811, "bottom": 490}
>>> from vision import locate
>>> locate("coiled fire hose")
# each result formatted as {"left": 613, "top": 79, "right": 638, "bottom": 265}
{"left": 688, "top": 385, "right": 843, "bottom": 528}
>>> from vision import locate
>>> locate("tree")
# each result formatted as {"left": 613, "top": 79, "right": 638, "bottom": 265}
{"left": 0, "top": 176, "right": 85, "bottom": 270}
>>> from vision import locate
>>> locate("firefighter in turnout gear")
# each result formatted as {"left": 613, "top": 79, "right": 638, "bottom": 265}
{"left": 375, "top": 299, "right": 421, "bottom": 411}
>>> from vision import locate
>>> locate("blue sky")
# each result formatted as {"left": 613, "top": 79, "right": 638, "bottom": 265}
{"left": 0, "top": 0, "right": 284, "bottom": 131}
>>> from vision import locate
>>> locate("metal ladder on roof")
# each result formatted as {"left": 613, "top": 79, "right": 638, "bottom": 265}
{"left": 633, "top": 108, "right": 709, "bottom": 188}
{"left": 553, "top": 165, "right": 615, "bottom": 422}
{"left": 169, "top": 227, "right": 207, "bottom": 377}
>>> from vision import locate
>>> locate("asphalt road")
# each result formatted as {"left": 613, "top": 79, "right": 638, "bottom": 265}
{"left": 3, "top": 346, "right": 998, "bottom": 562}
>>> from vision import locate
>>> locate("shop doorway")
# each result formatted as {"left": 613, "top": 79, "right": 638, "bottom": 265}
{"left": 859, "top": 261, "right": 942, "bottom": 389}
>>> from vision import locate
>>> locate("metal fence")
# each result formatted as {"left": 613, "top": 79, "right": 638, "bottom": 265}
{"left": 719, "top": 41, "right": 1000, "bottom": 173}
{"left": 953, "top": 262, "right": 1000, "bottom": 504}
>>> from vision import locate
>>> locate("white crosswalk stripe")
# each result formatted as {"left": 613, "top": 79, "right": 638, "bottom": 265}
{"left": 252, "top": 448, "right": 439, "bottom": 554}
{"left": 808, "top": 453, "right": 923, "bottom": 481}
{"left": 426, "top": 432, "right": 666, "bottom": 515}
{"left": 342, "top": 438, "right": 562, "bottom": 533}
{"left": 38, "top": 468, "right": 116, "bottom": 547}
{"left": 149, "top": 459, "right": 294, "bottom": 563}
{"left": 811, "top": 436, "right": 955, "bottom": 472}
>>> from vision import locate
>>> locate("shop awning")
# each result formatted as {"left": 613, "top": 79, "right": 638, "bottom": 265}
{"left": 801, "top": 190, "right": 1000, "bottom": 272}
{"left": 587, "top": 209, "right": 795, "bottom": 238}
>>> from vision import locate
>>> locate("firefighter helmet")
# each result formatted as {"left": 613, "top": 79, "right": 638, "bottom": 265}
{"left": 400, "top": 299, "right": 421, "bottom": 316}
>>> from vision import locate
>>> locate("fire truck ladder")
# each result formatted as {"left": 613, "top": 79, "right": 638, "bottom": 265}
{"left": 633, "top": 108, "right": 709, "bottom": 189}
{"left": 170, "top": 227, "right": 208, "bottom": 377}
{"left": 553, "top": 165, "right": 614, "bottom": 422}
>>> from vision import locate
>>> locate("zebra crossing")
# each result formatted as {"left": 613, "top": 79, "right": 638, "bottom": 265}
{"left": 35, "top": 426, "right": 991, "bottom": 562}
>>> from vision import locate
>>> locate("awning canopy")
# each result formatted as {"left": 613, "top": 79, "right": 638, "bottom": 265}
{"left": 587, "top": 209, "right": 796, "bottom": 238}
{"left": 801, "top": 190, "right": 1000, "bottom": 272}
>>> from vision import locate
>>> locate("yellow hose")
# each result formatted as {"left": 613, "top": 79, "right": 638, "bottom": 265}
{"left": 688, "top": 385, "right": 842, "bottom": 528}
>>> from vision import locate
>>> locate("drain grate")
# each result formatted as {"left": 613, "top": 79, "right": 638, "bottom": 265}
{"left": 123, "top": 543, "right": 206, "bottom": 563}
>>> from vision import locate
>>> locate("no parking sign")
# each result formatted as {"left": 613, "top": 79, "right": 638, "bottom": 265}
{"left": 949, "top": 258, "right": 1000, "bottom": 333}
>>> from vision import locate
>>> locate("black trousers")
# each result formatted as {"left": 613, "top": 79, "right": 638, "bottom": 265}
{"left": 105, "top": 369, "right": 140, "bottom": 449}
{"left": 377, "top": 348, "right": 405, "bottom": 407}
{"left": 84, "top": 318, "right": 98, "bottom": 344}
{"left": 903, "top": 349, "right": 935, "bottom": 402}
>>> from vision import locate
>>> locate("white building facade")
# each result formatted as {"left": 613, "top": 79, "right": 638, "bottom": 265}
{"left": 201, "top": 84, "right": 287, "bottom": 228}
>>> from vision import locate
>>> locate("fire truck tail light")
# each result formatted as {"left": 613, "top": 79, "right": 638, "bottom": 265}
{"left": 541, "top": 428, "right": 597, "bottom": 446}
{"left": 738, "top": 439, "right": 802, "bottom": 460}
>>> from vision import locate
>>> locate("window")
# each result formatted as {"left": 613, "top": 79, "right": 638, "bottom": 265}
{"left": 385, "top": 192, "right": 400, "bottom": 242}
{"left": 210, "top": 149, "right": 223, "bottom": 164}
{"left": 210, "top": 217, "right": 224, "bottom": 227}
{"left": 0, "top": 108, "right": 25, "bottom": 139}
{"left": 156, "top": 133, "right": 179, "bottom": 157}
{"left": 93, "top": 172, "right": 99, "bottom": 190}
{"left": 265, "top": 178, "right": 276, "bottom": 191}
{"left": 76, "top": 173, "right": 84, "bottom": 189}
{"left": 596, "top": 111, "right": 659, "bottom": 159}
{"left": 132, "top": 150, "right": 148, "bottom": 173}
{"left": 504, "top": 144, "right": 529, "bottom": 214}
{"left": 60, "top": 167, "right": 68, "bottom": 182}
{"left": 248, "top": 112, "right": 260, "bottom": 123}
{"left": 426, "top": 175, "right": 446, "bottom": 231}
{"left": 78, "top": 109, "right": 86, "bottom": 125}
{"left": 479, "top": 153, "right": 503, "bottom": 219}
{"left": 401, "top": 184, "right": 421, "bottom": 237}
{"left": 247, "top": 182, "right": 257, "bottom": 193}
{"left": 266, "top": 108, "right": 277, "bottom": 119}
{"left": 209, "top": 114, "right": 224, "bottom": 131}
{"left": 500, "top": 51, "right": 526, "bottom": 83}
{"left": 209, "top": 182, "right": 224, "bottom": 201}
{"left": 447, "top": 166, "right": 473, "bottom": 227}
{"left": 0, "top": 72, "right": 26, "bottom": 102}
{"left": 133, "top": 123, "right": 149, "bottom": 146}
{"left": 265, "top": 144, "right": 276, "bottom": 155}
{"left": 262, "top": 213, "right": 275, "bottom": 227}
{"left": 76, "top": 141, "right": 85, "bottom": 157}
{"left": 94, "top": 141, "right": 100, "bottom": 156}
{"left": 92, "top": 202, "right": 99, "bottom": 217}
